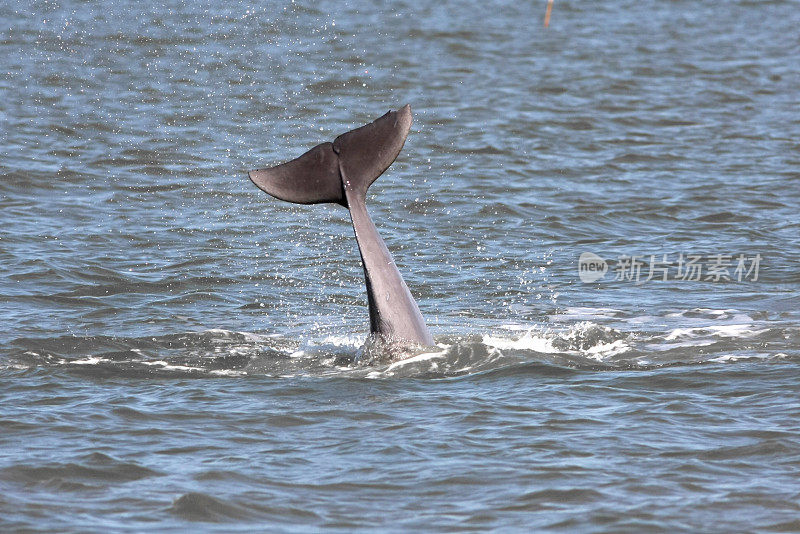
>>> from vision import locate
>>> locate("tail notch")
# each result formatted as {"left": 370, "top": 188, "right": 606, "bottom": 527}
{"left": 248, "top": 105, "right": 412, "bottom": 204}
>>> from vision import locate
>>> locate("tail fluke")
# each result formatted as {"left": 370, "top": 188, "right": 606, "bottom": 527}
{"left": 248, "top": 142, "right": 345, "bottom": 206}
{"left": 333, "top": 104, "right": 412, "bottom": 196}
{"left": 248, "top": 104, "right": 413, "bottom": 205}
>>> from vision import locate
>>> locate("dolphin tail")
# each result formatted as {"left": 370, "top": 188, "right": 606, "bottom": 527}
{"left": 247, "top": 104, "right": 413, "bottom": 206}
{"left": 247, "top": 105, "right": 432, "bottom": 347}
{"left": 332, "top": 104, "right": 412, "bottom": 198}
{"left": 248, "top": 142, "right": 345, "bottom": 206}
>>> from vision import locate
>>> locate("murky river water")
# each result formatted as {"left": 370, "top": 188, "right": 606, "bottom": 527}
{"left": 2, "top": 0, "right": 799, "bottom": 530}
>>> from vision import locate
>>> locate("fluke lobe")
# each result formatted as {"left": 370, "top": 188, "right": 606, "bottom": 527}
{"left": 248, "top": 105, "right": 434, "bottom": 346}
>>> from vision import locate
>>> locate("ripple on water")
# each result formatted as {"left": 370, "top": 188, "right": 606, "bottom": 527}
{"left": 2, "top": 0, "right": 800, "bottom": 530}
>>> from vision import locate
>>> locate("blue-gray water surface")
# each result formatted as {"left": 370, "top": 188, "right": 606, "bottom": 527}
{"left": 2, "top": 0, "right": 800, "bottom": 531}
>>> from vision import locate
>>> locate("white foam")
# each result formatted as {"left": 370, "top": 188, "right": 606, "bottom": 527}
{"left": 208, "top": 369, "right": 248, "bottom": 376}
{"left": 645, "top": 340, "right": 716, "bottom": 351}
{"left": 3, "top": 363, "right": 32, "bottom": 370}
{"left": 384, "top": 348, "right": 448, "bottom": 373}
{"left": 483, "top": 322, "right": 633, "bottom": 361}
{"left": 202, "top": 328, "right": 271, "bottom": 342}
{"left": 482, "top": 331, "right": 557, "bottom": 353}
{"left": 709, "top": 352, "right": 776, "bottom": 363}
{"left": 318, "top": 334, "right": 364, "bottom": 347}
{"left": 584, "top": 339, "right": 631, "bottom": 360}
{"left": 665, "top": 324, "right": 768, "bottom": 341}
{"left": 140, "top": 360, "right": 205, "bottom": 372}
{"left": 70, "top": 356, "right": 107, "bottom": 365}
{"left": 289, "top": 333, "right": 364, "bottom": 359}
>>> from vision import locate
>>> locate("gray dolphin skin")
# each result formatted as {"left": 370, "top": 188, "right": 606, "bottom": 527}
{"left": 248, "top": 105, "right": 434, "bottom": 346}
